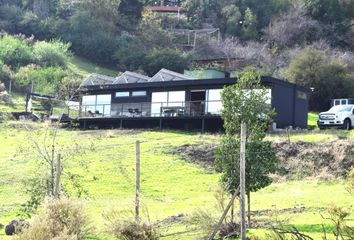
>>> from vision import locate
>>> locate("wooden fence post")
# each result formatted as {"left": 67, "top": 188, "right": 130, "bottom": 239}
{"left": 240, "top": 122, "right": 247, "bottom": 240}
{"left": 135, "top": 140, "right": 141, "bottom": 223}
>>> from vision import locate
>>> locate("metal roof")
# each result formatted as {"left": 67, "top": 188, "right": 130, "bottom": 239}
{"left": 113, "top": 71, "right": 151, "bottom": 84}
{"left": 80, "top": 69, "right": 194, "bottom": 87}
{"left": 149, "top": 68, "right": 195, "bottom": 82}
{"left": 81, "top": 73, "right": 116, "bottom": 86}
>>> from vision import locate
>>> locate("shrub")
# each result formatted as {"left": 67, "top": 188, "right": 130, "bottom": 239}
{"left": 114, "top": 32, "right": 146, "bottom": 71}
{"left": 0, "top": 35, "right": 33, "bottom": 69}
{"left": 104, "top": 209, "right": 160, "bottom": 240}
{"left": 143, "top": 48, "right": 191, "bottom": 76}
{"left": 0, "top": 80, "right": 9, "bottom": 102}
{"left": 346, "top": 169, "right": 354, "bottom": 195}
{"left": 33, "top": 40, "right": 71, "bottom": 67}
{"left": 14, "top": 65, "right": 68, "bottom": 95}
{"left": 58, "top": 11, "right": 118, "bottom": 64}
{"left": 0, "top": 4, "right": 23, "bottom": 33}
{"left": 0, "top": 61, "right": 13, "bottom": 85}
{"left": 287, "top": 48, "right": 354, "bottom": 111}
{"left": 14, "top": 197, "right": 91, "bottom": 240}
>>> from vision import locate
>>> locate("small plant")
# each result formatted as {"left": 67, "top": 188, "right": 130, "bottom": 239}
{"left": 346, "top": 169, "right": 354, "bottom": 195}
{"left": 186, "top": 185, "right": 241, "bottom": 239}
{"left": 104, "top": 209, "right": 160, "bottom": 240}
{"left": 322, "top": 206, "right": 353, "bottom": 240}
{"left": 14, "top": 197, "right": 91, "bottom": 240}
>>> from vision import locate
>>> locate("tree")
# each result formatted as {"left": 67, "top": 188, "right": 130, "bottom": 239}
{"left": 118, "top": 0, "right": 143, "bottom": 28}
{"left": 305, "top": 0, "right": 344, "bottom": 24}
{"left": 0, "top": 35, "right": 33, "bottom": 69}
{"left": 114, "top": 32, "right": 146, "bottom": 71}
{"left": 286, "top": 48, "right": 354, "bottom": 111}
{"left": 264, "top": 2, "right": 324, "bottom": 47}
{"left": 143, "top": 48, "right": 191, "bottom": 76}
{"left": 215, "top": 69, "right": 278, "bottom": 225}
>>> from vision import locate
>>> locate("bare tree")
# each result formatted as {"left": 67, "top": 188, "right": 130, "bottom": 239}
{"left": 264, "top": 2, "right": 323, "bottom": 47}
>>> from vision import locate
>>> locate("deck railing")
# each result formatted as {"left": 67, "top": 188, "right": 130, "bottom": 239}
{"left": 79, "top": 100, "right": 222, "bottom": 118}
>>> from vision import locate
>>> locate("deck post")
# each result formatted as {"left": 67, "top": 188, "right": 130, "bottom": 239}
{"left": 83, "top": 120, "right": 87, "bottom": 130}
{"left": 120, "top": 119, "right": 123, "bottom": 129}
{"left": 201, "top": 118, "right": 205, "bottom": 133}
{"left": 159, "top": 118, "right": 162, "bottom": 130}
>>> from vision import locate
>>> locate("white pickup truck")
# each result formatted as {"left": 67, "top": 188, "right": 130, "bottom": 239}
{"left": 317, "top": 104, "right": 354, "bottom": 130}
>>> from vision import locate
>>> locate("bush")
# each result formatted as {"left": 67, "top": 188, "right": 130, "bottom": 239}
{"left": 58, "top": 11, "right": 118, "bottom": 64}
{"left": 14, "top": 65, "right": 69, "bottom": 95}
{"left": 0, "top": 80, "right": 9, "bottom": 102}
{"left": 287, "top": 48, "right": 354, "bottom": 111}
{"left": 0, "top": 35, "right": 33, "bottom": 69}
{"left": 347, "top": 169, "right": 354, "bottom": 195}
{"left": 0, "top": 4, "right": 23, "bottom": 33}
{"left": 143, "top": 48, "right": 191, "bottom": 76}
{"left": 114, "top": 32, "right": 146, "bottom": 71}
{"left": 14, "top": 197, "right": 91, "bottom": 240}
{"left": 33, "top": 40, "right": 71, "bottom": 67}
{"left": 0, "top": 61, "right": 14, "bottom": 85}
{"left": 104, "top": 209, "right": 159, "bottom": 240}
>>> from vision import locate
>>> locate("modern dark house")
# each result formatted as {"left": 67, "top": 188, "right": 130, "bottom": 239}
{"left": 77, "top": 69, "right": 309, "bottom": 131}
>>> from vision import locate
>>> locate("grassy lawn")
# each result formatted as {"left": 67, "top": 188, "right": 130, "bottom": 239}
{"left": 68, "top": 56, "right": 119, "bottom": 77}
{"left": 0, "top": 121, "right": 353, "bottom": 239}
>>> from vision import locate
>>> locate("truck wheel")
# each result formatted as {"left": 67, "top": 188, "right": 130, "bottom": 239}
{"left": 343, "top": 119, "right": 352, "bottom": 130}
{"left": 319, "top": 126, "right": 326, "bottom": 130}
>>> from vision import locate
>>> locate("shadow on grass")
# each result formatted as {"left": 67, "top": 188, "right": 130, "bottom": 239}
{"left": 282, "top": 223, "right": 335, "bottom": 234}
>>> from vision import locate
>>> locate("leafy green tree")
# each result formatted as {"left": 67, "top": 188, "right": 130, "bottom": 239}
{"left": 0, "top": 35, "right": 33, "bottom": 69}
{"left": 114, "top": 32, "right": 146, "bottom": 71}
{"left": 118, "top": 0, "right": 143, "bottom": 27}
{"left": 14, "top": 65, "right": 69, "bottom": 95}
{"left": 287, "top": 48, "right": 354, "bottom": 111}
{"left": 305, "top": 0, "right": 344, "bottom": 24}
{"left": 241, "top": 7, "right": 258, "bottom": 40}
{"left": 215, "top": 69, "right": 277, "bottom": 224}
{"left": 221, "top": 4, "right": 242, "bottom": 36}
{"left": 143, "top": 48, "right": 191, "bottom": 76}
{"left": 0, "top": 61, "right": 14, "bottom": 86}
{"left": 33, "top": 40, "right": 71, "bottom": 67}
{"left": 58, "top": 11, "right": 118, "bottom": 63}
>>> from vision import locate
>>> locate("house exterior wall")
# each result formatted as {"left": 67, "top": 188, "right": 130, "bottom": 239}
{"left": 78, "top": 77, "right": 309, "bottom": 130}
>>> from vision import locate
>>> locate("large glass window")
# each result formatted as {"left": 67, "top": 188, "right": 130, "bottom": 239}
{"left": 151, "top": 91, "right": 185, "bottom": 116}
{"left": 82, "top": 95, "right": 96, "bottom": 105}
{"left": 151, "top": 92, "right": 168, "bottom": 116}
{"left": 206, "top": 89, "right": 222, "bottom": 115}
{"left": 81, "top": 94, "right": 111, "bottom": 116}
{"left": 168, "top": 91, "right": 185, "bottom": 106}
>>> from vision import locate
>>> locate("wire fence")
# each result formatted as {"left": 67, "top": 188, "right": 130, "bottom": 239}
{"left": 0, "top": 130, "right": 221, "bottom": 239}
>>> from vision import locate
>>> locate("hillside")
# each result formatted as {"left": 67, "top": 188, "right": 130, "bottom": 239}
{"left": 0, "top": 121, "right": 353, "bottom": 239}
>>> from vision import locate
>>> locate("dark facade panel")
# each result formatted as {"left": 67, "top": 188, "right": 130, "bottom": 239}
{"left": 78, "top": 77, "right": 309, "bottom": 131}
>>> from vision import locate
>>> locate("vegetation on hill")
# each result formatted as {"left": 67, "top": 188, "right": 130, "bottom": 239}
{"left": 0, "top": 0, "right": 353, "bottom": 110}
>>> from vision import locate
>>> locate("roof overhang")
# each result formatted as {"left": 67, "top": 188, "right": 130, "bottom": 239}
{"left": 79, "top": 77, "right": 310, "bottom": 93}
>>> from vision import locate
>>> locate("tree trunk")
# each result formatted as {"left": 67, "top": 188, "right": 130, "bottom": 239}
{"left": 230, "top": 200, "right": 234, "bottom": 223}
{"left": 247, "top": 191, "right": 251, "bottom": 227}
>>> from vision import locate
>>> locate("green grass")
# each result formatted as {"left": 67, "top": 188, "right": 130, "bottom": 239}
{"left": 68, "top": 56, "right": 119, "bottom": 77}
{"left": 0, "top": 123, "right": 353, "bottom": 240}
